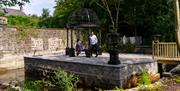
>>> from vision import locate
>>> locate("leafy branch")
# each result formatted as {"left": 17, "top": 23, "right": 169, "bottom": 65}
{"left": 92, "top": 0, "right": 122, "bottom": 31}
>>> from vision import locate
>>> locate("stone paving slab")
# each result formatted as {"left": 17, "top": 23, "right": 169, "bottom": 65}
{"left": 29, "top": 53, "right": 154, "bottom": 66}
{"left": 25, "top": 53, "right": 157, "bottom": 89}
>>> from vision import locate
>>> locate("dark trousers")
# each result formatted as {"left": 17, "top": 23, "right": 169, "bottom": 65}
{"left": 90, "top": 44, "right": 98, "bottom": 57}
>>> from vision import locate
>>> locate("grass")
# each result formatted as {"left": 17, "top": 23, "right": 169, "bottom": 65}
{"left": 5, "top": 69, "right": 79, "bottom": 91}
{"left": 138, "top": 82, "right": 165, "bottom": 91}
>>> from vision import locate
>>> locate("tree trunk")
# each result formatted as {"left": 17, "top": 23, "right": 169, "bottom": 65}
{"left": 175, "top": 0, "right": 180, "bottom": 51}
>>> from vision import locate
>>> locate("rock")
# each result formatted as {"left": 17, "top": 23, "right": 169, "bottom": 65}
{"left": 163, "top": 64, "right": 178, "bottom": 72}
{"left": 127, "top": 73, "right": 139, "bottom": 88}
{"left": 170, "top": 64, "right": 180, "bottom": 75}
{"left": 162, "top": 72, "right": 172, "bottom": 77}
{"left": 150, "top": 73, "right": 160, "bottom": 83}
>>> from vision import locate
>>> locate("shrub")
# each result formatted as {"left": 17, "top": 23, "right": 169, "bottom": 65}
{"left": 116, "top": 43, "right": 135, "bottom": 53}
{"left": 5, "top": 80, "right": 42, "bottom": 91}
{"left": 138, "top": 69, "right": 151, "bottom": 86}
{"left": 21, "top": 81, "right": 42, "bottom": 91}
{"left": 138, "top": 82, "right": 165, "bottom": 91}
{"left": 52, "top": 69, "right": 79, "bottom": 91}
{"left": 7, "top": 15, "right": 39, "bottom": 28}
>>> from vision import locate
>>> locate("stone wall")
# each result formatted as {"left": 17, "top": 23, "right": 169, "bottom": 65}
{"left": 0, "top": 28, "right": 76, "bottom": 69}
{"left": 0, "top": 28, "right": 77, "bottom": 55}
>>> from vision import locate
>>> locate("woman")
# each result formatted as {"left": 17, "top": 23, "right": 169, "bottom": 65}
{"left": 76, "top": 39, "right": 83, "bottom": 56}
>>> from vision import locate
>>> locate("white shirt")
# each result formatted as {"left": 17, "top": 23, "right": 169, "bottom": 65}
{"left": 89, "top": 35, "right": 98, "bottom": 45}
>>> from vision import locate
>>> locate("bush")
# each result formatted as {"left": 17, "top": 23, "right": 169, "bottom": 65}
{"left": 138, "top": 69, "right": 151, "bottom": 86}
{"left": 7, "top": 15, "right": 39, "bottom": 28}
{"left": 52, "top": 69, "right": 79, "bottom": 91}
{"left": 138, "top": 82, "right": 165, "bottom": 91}
{"left": 116, "top": 43, "right": 135, "bottom": 53}
{"left": 5, "top": 80, "right": 42, "bottom": 91}
{"left": 5, "top": 69, "right": 79, "bottom": 91}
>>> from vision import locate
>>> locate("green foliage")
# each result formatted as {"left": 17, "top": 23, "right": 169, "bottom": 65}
{"left": 21, "top": 81, "right": 42, "bottom": 91}
{"left": 0, "top": 0, "right": 30, "bottom": 7}
{"left": 113, "top": 86, "right": 123, "bottom": 91}
{"left": 5, "top": 87, "right": 16, "bottom": 91}
{"left": 5, "top": 80, "right": 41, "bottom": 91}
{"left": 115, "top": 43, "right": 135, "bottom": 53}
{"left": 52, "top": 0, "right": 82, "bottom": 27}
{"left": 138, "top": 82, "right": 165, "bottom": 91}
{"left": 175, "top": 76, "right": 180, "bottom": 83}
{"left": 52, "top": 0, "right": 93, "bottom": 28}
{"left": 101, "top": 44, "right": 109, "bottom": 52}
{"left": 121, "top": 0, "right": 175, "bottom": 43}
{"left": 52, "top": 69, "right": 79, "bottom": 91}
{"left": 7, "top": 15, "right": 39, "bottom": 28}
{"left": 92, "top": 0, "right": 122, "bottom": 31}
{"left": 5, "top": 69, "right": 79, "bottom": 91}
{"left": 38, "top": 16, "right": 65, "bottom": 28}
{"left": 41, "top": 8, "right": 50, "bottom": 19}
{"left": 5, "top": 79, "right": 53, "bottom": 91}
{"left": 53, "top": 0, "right": 83, "bottom": 17}
{"left": 15, "top": 26, "right": 29, "bottom": 41}
{"left": 123, "top": 43, "right": 135, "bottom": 53}
{"left": 138, "top": 69, "right": 151, "bottom": 86}
{"left": 0, "top": 11, "right": 5, "bottom": 16}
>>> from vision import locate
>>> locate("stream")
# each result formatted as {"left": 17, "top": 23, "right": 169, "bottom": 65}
{"left": 0, "top": 68, "right": 24, "bottom": 84}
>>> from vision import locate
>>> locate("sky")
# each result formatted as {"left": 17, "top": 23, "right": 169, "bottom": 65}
{"left": 8, "top": 0, "right": 56, "bottom": 16}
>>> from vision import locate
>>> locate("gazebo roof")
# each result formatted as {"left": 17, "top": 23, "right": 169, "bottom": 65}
{"left": 67, "top": 8, "right": 99, "bottom": 29}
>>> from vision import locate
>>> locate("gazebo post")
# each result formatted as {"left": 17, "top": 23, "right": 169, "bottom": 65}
{"left": 98, "top": 29, "right": 102, "bottom": 55}
{"left": 65, "top": 25, "right": 69, "bottom": 55}
{"left": 69, "top": 28, "right": 75, "bottom": 57}
{"left": 77, "top": 28, "right": 80, "bottom": 40}
{"left": 84, "top": 28, "right": 92, "bottom": 57}
{"left": 88, "top": 28, "right": 91, "bottom": 49}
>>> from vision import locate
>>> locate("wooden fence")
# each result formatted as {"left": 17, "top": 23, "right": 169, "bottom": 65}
{"left": 152, "top": 42, "right": 180, "bottom": 63}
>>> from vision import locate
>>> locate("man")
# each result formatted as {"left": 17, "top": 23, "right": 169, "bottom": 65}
{"left": 89, "top": 32, "right": 98, "bottom": 57}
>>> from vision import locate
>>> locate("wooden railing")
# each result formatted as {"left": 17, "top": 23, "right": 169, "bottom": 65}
{"left": 153, "top": 42, "right": 180, "bottom": 63}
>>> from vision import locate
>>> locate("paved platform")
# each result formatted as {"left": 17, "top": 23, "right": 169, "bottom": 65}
{"left": 24, "top": 53, "right": 157, "bottom": 89}
{"left": 36, "top": 53, "right": 154, "bottom": 65}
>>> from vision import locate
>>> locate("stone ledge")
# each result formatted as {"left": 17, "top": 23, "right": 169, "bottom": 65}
{"left": 24, "top": 53, "right": 157, "bottom": 89}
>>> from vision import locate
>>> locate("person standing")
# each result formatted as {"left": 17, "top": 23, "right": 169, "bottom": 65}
{"left": 89, "top": 32, "right": 98, "bottom": 57}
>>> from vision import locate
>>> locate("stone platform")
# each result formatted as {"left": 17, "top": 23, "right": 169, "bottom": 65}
{"left": 24, "top": 53, "right": 157, "bottom": 89}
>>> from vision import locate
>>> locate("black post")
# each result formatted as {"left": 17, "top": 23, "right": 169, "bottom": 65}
{"left": 108, "top": 49, "right": 120, "bottom": 64}
{"left": 85, "top": 28, "right": 91, "bottom": 57}
{"left": 98, "top": 29, "right": 102, "bottom": 55}
{"left": 69, "top": 29, "right": 75, "bottom": 57}
{"left": 158, "top": 63, "right": 163, "bottom": 77}
{"left": 65, "top": 27, "right": 69, "bottom": 55}
{"left": 107, "top": 32, "right": 120, "bottom": 65}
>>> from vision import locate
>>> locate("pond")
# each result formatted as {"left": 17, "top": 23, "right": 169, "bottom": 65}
{"left": 0, "top": 68, "right": 24, "bottom": 84}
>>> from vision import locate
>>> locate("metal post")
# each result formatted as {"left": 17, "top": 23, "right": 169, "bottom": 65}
{"left": 69, "top": 29, "right": 75, "bottom": 57}
{"left": 98, "top": 28, "right": 102, "bottom": 55}
{"left": 65, "top": 26, "right": 69, "bottom": 55}
{"left": 71, "top": 29, "right": 73, "bottom": 48}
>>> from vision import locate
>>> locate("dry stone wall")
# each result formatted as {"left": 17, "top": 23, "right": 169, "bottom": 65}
{"left": 0, "top": 28, "right": 76, "bottom": 56}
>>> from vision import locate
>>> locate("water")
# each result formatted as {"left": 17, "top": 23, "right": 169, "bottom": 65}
{"left": 0, "top": 68, "right": 24, "bottom": 84}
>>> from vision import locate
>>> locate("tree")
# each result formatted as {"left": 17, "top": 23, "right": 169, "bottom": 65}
{"left": 53, "top": 0, "right": 89, "bottom": 27}
{"left": 92, "top": 0, "right": 122, "bottom": 32}
{"left": 0, "top": 0, "right": 30, "bottom": 7}
{"left": 53, "top": 0, "right": 83, "bottom": 17}
{"left": 7, "top": 15, "right": 39, "bottom": 28}
{"left": 175, "top": 0, "right": 180, "bottom": 50}
{"left": 41, "top": 8, "right": 50, "bottom": 19}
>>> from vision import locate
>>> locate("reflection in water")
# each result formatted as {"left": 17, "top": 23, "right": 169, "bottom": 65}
{"left": 0, "top": 68, "right": 24, "bottom": 84}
